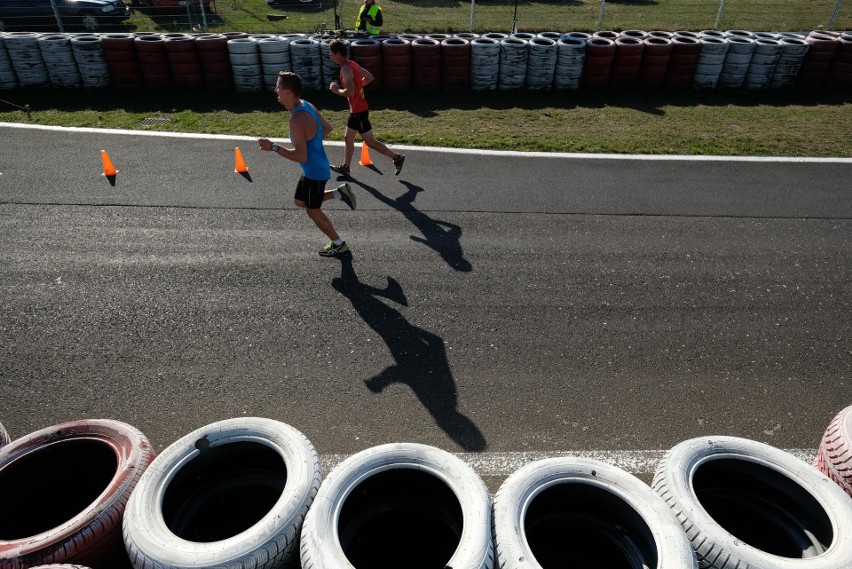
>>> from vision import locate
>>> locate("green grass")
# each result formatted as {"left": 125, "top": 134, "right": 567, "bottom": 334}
{"left": 124, "top": 0, "right": 852, "bottom": 35}
{"left": 2, "top": 87, "right": 850, "bottom": 157}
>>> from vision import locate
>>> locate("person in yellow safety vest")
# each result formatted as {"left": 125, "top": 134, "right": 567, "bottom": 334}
{"left": 355, "top": 0, "right": 383, "bottom": 35}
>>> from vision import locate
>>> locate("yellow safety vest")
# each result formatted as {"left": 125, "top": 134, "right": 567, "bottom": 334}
{"left": 356, "top": 4, "right": 382, "bottom": 35}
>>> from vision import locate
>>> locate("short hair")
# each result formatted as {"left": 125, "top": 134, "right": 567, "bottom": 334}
{"left": 329, "top": 39, "right": 348, "bottom": 56}
{"left": 276, "top": 71, "right": 302, "bottom": 97}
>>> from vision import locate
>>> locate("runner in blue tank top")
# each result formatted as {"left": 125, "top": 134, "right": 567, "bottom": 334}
{"left": 258, "top": 71, "right": 358, "bottom": 257}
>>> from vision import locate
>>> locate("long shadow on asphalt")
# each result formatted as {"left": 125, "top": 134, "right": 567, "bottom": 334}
{"left": 332, "top": 252, "right": 486, "bottom": 452}
{"left": 349, "top": 179, "right": 472, "bottom": 272}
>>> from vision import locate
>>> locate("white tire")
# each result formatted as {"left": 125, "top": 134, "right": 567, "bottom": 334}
{"left": 300, "top": 443, "right": 492, "bottom": 569}
{"left": 0, "top": 422, "right": 9, "bottom": 449}
{"left": 652, "top": 436, "right": 852, "bottom": 568}
{"left": 123, "top": 417, "right": 321, "bottom": 569}
{"left": 493, "top": 457, "right": 697, "bottom": 568}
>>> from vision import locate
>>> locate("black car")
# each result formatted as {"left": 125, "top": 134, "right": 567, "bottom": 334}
{"left": 0, "top": 0, "right": 131, "bottom": 32}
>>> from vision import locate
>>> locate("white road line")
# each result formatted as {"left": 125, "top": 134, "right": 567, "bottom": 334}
{"left": 320, "top": 448, "right": 818, "bottom": 477}
{"left": 3, "top": 122, "right": 851, "bottom": 164}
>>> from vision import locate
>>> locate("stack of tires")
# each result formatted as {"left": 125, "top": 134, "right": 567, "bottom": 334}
{"left": 135, "top": 34, "right": 170, "bottom": 90}
{"left": 196, "top": 34, "right": 232, "bottom": 90}
{"left": 0, "top": 34, "right": 18, "bottom": 90}
{"left": 164, "top": 34, "right": 203, "bottom": 89}
{"left": 692, "top": 35, "right": 728, "bottom": 90}
{"left": 38, "top": 34, "right": 81, "bottom": 89}
{"left": 470, "top": 37, "right": 500, "bottom": 91}
{"left": 382, "top": 37, "right": 411, "bottom": 92}
{"left": 581, "top": 37, "right": 615, "bottom": 89}
{"left": 554, "top": 33, "right": 586, "bottom": 91}
{"left": 770, "top": 35, "right": 810, "bottom": 88}
{"left": 441, "top": 37, "right": 470, "bottom": 91}
{"left": 825, "top": 32, "right": 852, "bottom": 88}
{"left": 638, "top": 34, "right": 673, "bottom": 89}
{"left": 743, "top": 37, "right": 783, "bottom": 90}
{"left": 412, "top": 38, "right": 441, "bottom": 91}
{"left": 3, "top": 32, "right": 50, "bottom": 88}
{"left": 258, "top": 36, "right": 291, "bottom": 91}
{"left": 665, "top": 32, "right": 701, "bottom": 89}
{"left": 525, "top": 37, "right": 557, "bottom": 91}
{"left": 227, "top": 36, "right": 262, "bottom": 93}
{"left": 70, "top": 35, "right": 109, "bottom": 89}
{"left": 498, "top": 36, "right": 528, "bottom": 90}
{"left": 289, "top": 37, "right": 322, "bottom": 91}
{"left": 101, "top": 33, "right": 142, "bottom": 91}
{"left": 610, "top": 34, "right": 644, "bottom": 90}
{"left": 798, "top": 30, "right": 839, "bottom": 88}
{"left": 719, "top": 35, "right": 755, "bottom": 89}
{"left": 350, "top": 38, "right": 382, "bottom": 91}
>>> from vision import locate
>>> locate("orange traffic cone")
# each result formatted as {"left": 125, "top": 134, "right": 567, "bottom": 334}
{"left": 359, "top": 142, "right": 372, "bottom": 166}
{"left": 234, "top": 146, "right": 248, "bottom": 173}
{"left": 101, "top": 150, "right": 117, "bottom": 176}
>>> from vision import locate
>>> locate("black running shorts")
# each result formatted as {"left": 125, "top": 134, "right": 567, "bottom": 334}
{"left": 347, "top": 110, "right": 373, "bottom": 134}
{"left": 294, "top": 176, "right": 328, "bottom": 209}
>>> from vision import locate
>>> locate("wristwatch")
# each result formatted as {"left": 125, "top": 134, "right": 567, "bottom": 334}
{"left": 271, "top": 143, "right": 279, "bottom": 152}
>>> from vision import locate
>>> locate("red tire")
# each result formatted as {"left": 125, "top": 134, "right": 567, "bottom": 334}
{"left": 0, "top": 420, "right": 155, "bottom": 569}
{"left": 813, "top": 405, "right": 852, "bottom": 497}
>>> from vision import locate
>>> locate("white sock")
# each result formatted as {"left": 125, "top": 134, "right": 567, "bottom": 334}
{"left": 333, "top": 239, "right": 343, "bottom": 246}
{"left": 332, "top": 190, "right": 341, "bottom": 200}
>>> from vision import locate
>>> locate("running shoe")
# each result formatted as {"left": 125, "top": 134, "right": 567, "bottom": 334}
{"left": 331, "top": 164, "right": 351, "bottom": 177}
{"left": 338, "top": 183, "right": 356, "bottom": 210}
{"left": 319, "top": 241, "right": 349, "bottom": 257}
{"left": 393, "top": 154, "right": 405, "bottom": 176}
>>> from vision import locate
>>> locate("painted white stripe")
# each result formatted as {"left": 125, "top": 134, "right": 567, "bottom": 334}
{"left": 2, "top": 122, "right": 851, "bottom": 164}
{"left": 320, "top": 448, "right": 817, "bottom": 477}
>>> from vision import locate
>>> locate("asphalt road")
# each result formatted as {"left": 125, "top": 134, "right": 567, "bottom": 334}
{"left": 1, "top": 124, "right": 850, "bottom": 484}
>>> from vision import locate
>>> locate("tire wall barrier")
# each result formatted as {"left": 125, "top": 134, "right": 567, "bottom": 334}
{"left": 0, "top": 420, "right": 155, "bottom": 569}
{"left": 1, "top": 29, "right": 850, "bottom": 93}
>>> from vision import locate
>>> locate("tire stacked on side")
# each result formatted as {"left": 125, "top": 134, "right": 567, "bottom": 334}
{"left": 525, "top": 37, "right": 557, "bottom": 91}
{"left": 123, "top": 418, "right": 321, "bottom": 569}
{"left": 196, "top": 34, "right": 232, "bottom": 89}
{"left": 381, "top": 38, "right": 411, "bottom": 92}
{"left": 289, "top": 37, "right": 322, "bottom": 91}
{"left": 825, "top": 32, "right": 852, "bottom": 88}
{"left": 798, "top": 30, "right": 839, "bottom": 88}
{"left": 470, "top": 37, "right": 500, "bottom": 91}
{"left": 411, "top": 38, "right": 441, "bottom": 91}
{"left": 718, "top": 35, "right": 755, "bottom": 89}
{"left": 350, "top": 38, "right": 382, "bottom": 91}
{"left": 581, "top": 37, "right": 614, "bottom": 89}
{"left": 494, "top": 458, "right": 698, "bottom": 568}
{"left": 498, "top": 37, "right": 528, "bottom": 90}
{"left": 165, "top": 34, "right": 202, "bottom": 89}
{"left": 769, "top": 35, "right": 810, "bottom": 88}
{"left": 70, "top": 35, "right": 108, "bottom": 88}
{"left": 38, "top": 34, "right": 81, "bottom": 88}
{"left": 554, "top": 35, "right": 586, "bottom": 91}
{"left": 0, "top": 34, "right": 18, "bottom": 90}
{"left": 638, "top": 36, "right": 672, "bottom": 89}
{"left": 743, "top": 37, "right": 782, "bottom": 90}
{"left": 441, "top": 37, "right": 470, "bottom": 91}
{"left": 135, "top": 34, "right": 170, "bottom": 89}
{"left": 258, "top": 36, "right": 291, "bottom": 91}
{"left": 813, "top": 405, "right": 852, "bottom": 497}
{"left": 665, "top": 33, "right": 701, "bottom": 89}
{"left": 101, "top": 33, "right": 141, "bottom": 90}
{"left": 692, "top": 35, "right": 728, "bottom": 90}
{"left": 610, "top": 35, "right": 644, "bottom": 90}
{"left": 0, "top": 420, "right": 155, "bottom": 568}
{"left": 320, "top": 37, "right": 341, "bottom": 89}
{"left": 3, "top": 32, "right": 50, "bottom": 88}
{"left": 228, "top": 37, "right": 262, "bottom": 93}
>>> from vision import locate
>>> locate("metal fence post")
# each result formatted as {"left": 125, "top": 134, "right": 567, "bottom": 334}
{"left": 829, "top": 0, "right": 843, "bottom": 29}
{"left": 596, "top": 0, "right": 605, "bottom": 31}
{"left": 714, "top": 0, "right": 726, "bottom": 29}
{"left": 470, "top": 0, "right": 475, "bottom": 32}
{"left": 49, "top": 0, "right": 65, "bottom": 33}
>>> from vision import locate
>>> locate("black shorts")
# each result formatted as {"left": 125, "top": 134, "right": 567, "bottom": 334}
{"left": 294, "top": 176, "right": 328, "bottom": 209}
{"left": 347, "top": 110, "right": 373, "bottom": 134}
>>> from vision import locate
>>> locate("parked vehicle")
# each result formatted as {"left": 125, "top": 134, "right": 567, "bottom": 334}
{"left": 0, "top": 0, "right": 130, "bottom": 32}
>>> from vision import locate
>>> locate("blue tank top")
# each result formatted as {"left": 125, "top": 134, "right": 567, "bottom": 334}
{"left": 290, "top": 100, "right": 330, "bottom": 181}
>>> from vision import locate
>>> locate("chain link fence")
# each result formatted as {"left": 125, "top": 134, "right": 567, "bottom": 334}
{"left": 0, "top": 0, "right": 849, "bottom": 34}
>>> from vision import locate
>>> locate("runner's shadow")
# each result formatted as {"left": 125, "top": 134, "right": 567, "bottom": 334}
{"left": 332, "top": 253, "right": 487, "bottom": 452}
{"left": 352, "top": 180, "right": 472, "bottom": 272}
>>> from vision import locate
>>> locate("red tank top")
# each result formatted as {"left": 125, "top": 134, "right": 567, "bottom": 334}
{"left": 341, "top": 59, "right": 369, "bottom": 114}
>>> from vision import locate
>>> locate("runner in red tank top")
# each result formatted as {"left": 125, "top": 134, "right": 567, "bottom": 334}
{"left": 328, "top": 39, "right": 406, "bottom": 177}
